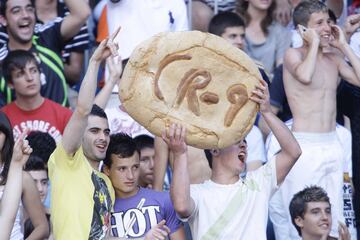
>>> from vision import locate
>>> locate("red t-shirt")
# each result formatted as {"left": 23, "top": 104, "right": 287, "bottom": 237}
{"left": 2, "top": 98, "right": 72, "bottom": 142}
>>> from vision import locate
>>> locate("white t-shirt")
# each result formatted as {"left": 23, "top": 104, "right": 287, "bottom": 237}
{"left": 183, "top": 158, "right": 278, "bottom": 240}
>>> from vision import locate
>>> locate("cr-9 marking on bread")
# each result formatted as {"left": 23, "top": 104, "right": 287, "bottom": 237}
{"left": 174, "top": 69, "right": 212, "bottom": 116}
{"left": 154, "top": 54, "right": 192, "bottom": 100}
{"left": 224, "top": 84, "right": 248, "bottom": 127}
{"left": 200, "top": 92, "right": 219, "bottom": 105}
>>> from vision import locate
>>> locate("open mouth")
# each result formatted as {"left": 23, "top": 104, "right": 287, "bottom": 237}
{"left": 238, "top": 152, "right": 246, "bottom": 163}
{"left": 95, "top": 143, "right": 106, "bottom": 152}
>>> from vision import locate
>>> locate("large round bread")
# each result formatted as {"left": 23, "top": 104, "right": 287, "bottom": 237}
{"left": 119, "top": 31, "right": 261, "bottom": 149}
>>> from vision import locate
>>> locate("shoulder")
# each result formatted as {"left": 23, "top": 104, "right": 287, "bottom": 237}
{"left": 35, "top": 17, "right": 63, "bottom": 34}
{"left": 45, "top": 99, "right": 72, "bottom": 113}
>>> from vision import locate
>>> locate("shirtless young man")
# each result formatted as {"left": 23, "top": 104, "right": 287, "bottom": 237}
{"left": 269, "top": 1, "right": 360, "bottom": 240}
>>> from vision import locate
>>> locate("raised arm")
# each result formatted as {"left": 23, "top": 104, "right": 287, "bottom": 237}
{"left": 153, "top": 136, "right": 170, "bottom": 191}
{"left": 94, "top": 56, "right": 122, "bottom": 109}
{"left": 60, "top": 0, "right": 91, "bottom": 42}
{"left": 163, "top": 124, "right": 195, "bottom": 218}
{"left": 62, "top": 28, "right": 120, "bottom": 155}
{"left": 250, "top": 80, "right": 302, "bottom": 184}
{"left": 284, "top": 26, "right": 319, "bottom": 85}
{"left": 0, "top": 132, "right": 32, "bottom": 240}
{"left": 330, "top": 25, "right": 360, "bottom": 87}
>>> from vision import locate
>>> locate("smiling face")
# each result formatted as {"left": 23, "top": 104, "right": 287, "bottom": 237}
{"left": 105, "top": 152, "right": 140, "bottom": 198}
{"left": 296, "top": 201, "right": 332, "bottom": 238}
{"left": 9, "top": 60, "right": 41, "bottom": 98}
{"left": 306, "top": 11, "right": 332, "bottom": 48}
{"left": 2, "top": 0, "right": 35, "bottom": 45}
{"left": 82, "top": 116, "right": 110, "bottom": 164}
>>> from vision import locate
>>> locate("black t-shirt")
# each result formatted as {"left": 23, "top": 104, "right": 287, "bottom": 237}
{"left": 0, "top": 19, "right": 68, "bottom": 106}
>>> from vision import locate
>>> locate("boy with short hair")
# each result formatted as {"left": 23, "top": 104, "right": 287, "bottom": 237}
{"left": 289, "top": 186, "right": 350, "bottom": 240}
{"left": 1, "top": 50, "right": 72, "bottom": 142}
{"left": 104, "top": 133, "right": 185, "bottom": 239}
{"left": 134, "top": 134, "right": 155, "bottom": 188}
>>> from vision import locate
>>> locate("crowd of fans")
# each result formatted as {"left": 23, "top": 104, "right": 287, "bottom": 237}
{"left": 0, "top": 0, "right": 360, "bottom": 239}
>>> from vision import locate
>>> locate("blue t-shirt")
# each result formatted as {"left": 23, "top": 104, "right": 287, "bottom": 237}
{"left": 110, "top": 187, "right": 182, "bottom": 238}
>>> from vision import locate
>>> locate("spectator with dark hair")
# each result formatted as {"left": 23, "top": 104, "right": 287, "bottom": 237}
{"left": 134, "top": 134, "right": 155, "bottom": 188}
{"left": 26, "top": 131, "right": 56, "bottom": 163}
{"left": 0, "top": 0, "right": 90, "bottom": 107}
{"left": 1, "top": 50, "right": 72, "bottom": 142}
{"left": 289, "top": 186, "right": 350, "bottom": 240}
{"left": 48, "top": 34, "right": 117, "bottom": 238}
{"left": 23, "top": 154, "right": 52, "bottom": 239}
{"left": 0, "top": 111, "right": 49, "bottom": 239}
{"left": 103, "top": 133, "right": 185, "bottom": 239}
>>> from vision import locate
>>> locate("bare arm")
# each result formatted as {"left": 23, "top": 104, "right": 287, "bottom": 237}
{"left": 0, "top": 133, "right": 32, "bottom": 240}
{"left": 153, "top": 136, "right": 170, "bottom": 191}
{"left": 62, "top": 28, "right": 120, "bottom": 155}
{"left": 64, "top": 52, "right": 84, "bottom": 86}
{"left": 285, "top": 27, "right": 320, "bottom": 84}
{"left": 163, "top": 124, "right": 195, "bottom": 218}
{"left": 61, "top": 0, "right": 91, "bottom": 41}
{"left": 22, "top": 172, "right": 49, "bottom": 240}
{"left": 94, "top": 56, "right": 122, "bottom": 109}
{"left": 250, "top": 80, "right": 301, "bottom": 184}
{"left": 331, "top": 25, "right": 360, "bottom": 87}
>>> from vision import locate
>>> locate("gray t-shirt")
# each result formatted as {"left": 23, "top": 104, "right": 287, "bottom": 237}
{"left": 245, "top": 22, "right": 291, "bottom": 74}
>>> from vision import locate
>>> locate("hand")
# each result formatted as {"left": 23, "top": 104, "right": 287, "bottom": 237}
{"left": 91, "top": 26, "right": 121, "bottom": 62}
{"left": 274, "top": 0, "right": 292, "bottom": 27}
{"left": 250, "top": 79, "right": 271, "bottom": 114}
{"left": 330, "top": 25, "right": 347, "bottom": 49}
{"left": 344, "top": 14, "right": 360, "bottom": 41}
{"left": 144, "top": 220, "right": 171, "bottom": 240}
{"left": 107, "top": 55, "right": 122, "bottom": 84}
{"left": 12, "top": 130, "right": 32, "bottom": 166}
{"left": 298, "top": 25, "right": 320, "bottom": 46}
{"left": 161, "top": 123, "right": 187, "bottom": 156}
{"left": 338, "top": 221, "right": 350, "bottom": 240}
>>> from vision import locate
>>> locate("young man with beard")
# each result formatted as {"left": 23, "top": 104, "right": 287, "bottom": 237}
{"left": 166, "top": 79, "right": 301, "bottom": 240}
{"left": 270, "top": 1, "right": 360, "bottom": 239}
{"left": 47, "top": 33, "right": 118, "bottom": 239}
{"left": 104, "top": 133, "right": 185, "bottom": 239}
{"left": 0, "top": 0, "right": 90, "bottom": 107}
{"left": 289, "top": 186, "right": 350, "bottom": 240}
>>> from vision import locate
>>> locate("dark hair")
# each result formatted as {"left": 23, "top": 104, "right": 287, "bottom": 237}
{"left": 0, "top": 111, "right": 14, "bottom": 185}
{"left": 236, "top": 0, "right": 276, "bottom": 35}
{"left": 134, "top": 134, "right": 154, "bottom": 152}
{"left": 2, "top": 50, "right": 40, "bottom": 84}
{"left": 0, "top": 0, "right": 35, "bottom": 16}
{"left": 208, "top": 11, "right": 245, "bottom": 36}
{"left": 293, "top": 0, "right": 328, "bottom": 28}
{"left": 289, "top": 186, "right": 330, "bottom": 236}
{"left": 104, "top": 133, "right": 139, "bottom": 167}
{"left": 90, "top": 104, "right": 107, "bottom": 120}
{"left": 204, "top": 149, "right": 212, "bottom": 169}
{"left": 24, "top": 155, "right": 47, "bottom": 172}
{"left": 26, "top": 131, "right": 56, "bottom": 164}
{"left": 328, "top": 9, "right": 336, "bottom": 24}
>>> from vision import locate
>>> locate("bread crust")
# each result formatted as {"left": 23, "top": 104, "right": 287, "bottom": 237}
{"left": 119, "top": 31, "right": 261, "bottom": 149}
